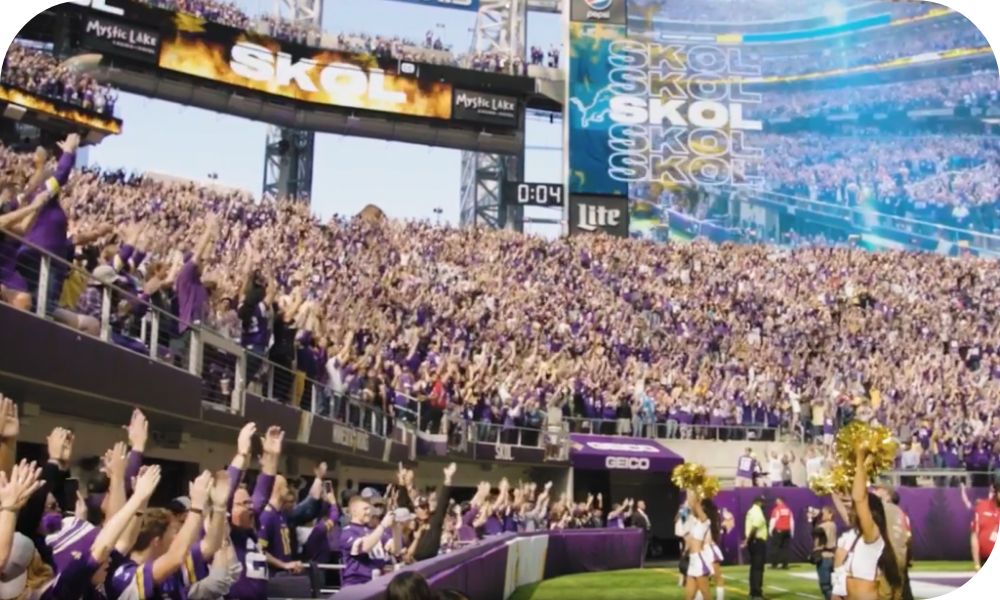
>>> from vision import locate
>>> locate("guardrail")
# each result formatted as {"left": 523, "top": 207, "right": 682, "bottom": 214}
{"left": 738, "top": 187, "right": 1000, "bottom": 253}
{"left": 884, "top": 468, "right": 997, "bottom": 488}
{"left": 563, "top": 416, "right": 790, "bottom": 442}
{"left": 0, "top": 228, "right": 398, "bottom": 440}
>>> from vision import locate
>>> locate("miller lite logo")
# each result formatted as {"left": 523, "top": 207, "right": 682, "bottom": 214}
{"left": 570, "top": 196, "right": 629, "bottom": 237}
{"left": 576, "top": 203, "right": 621, "bottom": 232}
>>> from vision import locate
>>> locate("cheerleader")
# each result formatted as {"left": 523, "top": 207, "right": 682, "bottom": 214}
{"left": 839, "top": 444, "right": 903, "bottom": 600}
{"left": 701, "top": 499, "right": 726, "bottom": 600}
{"left": 682, "top": 491, "right": 722, "bottom": 600}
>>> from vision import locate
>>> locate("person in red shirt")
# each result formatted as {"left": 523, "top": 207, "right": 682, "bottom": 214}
{"left": 768, "top": 497, "right": 794, "bottom": 569}
{"left": 972, "top": 481, "right": 1000, "bottom": 571}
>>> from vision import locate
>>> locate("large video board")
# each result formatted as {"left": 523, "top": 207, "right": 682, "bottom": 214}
{"left": 567, "top": 0, "right": 998, "bottom": 253}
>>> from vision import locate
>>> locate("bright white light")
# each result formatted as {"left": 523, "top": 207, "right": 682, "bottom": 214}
{"left": 823, "top": 1, "right": 847, "bottom": 25}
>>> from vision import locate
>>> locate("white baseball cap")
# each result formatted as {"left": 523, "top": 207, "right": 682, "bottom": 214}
{"left": 0, "top": 534, "right": 36, "bottom": 600}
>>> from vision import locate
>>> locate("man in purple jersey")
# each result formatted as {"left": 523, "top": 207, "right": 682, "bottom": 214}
{"left": 339, "top": 496, "right": 396, "bottom": 587}
{"left": 225, "top": 423, "right": 282, "bottom": 600}
{"left": 258, "top": 462, "right": 325, "bottom": 574}
{"left": 106, "top": 468, "right": 227, "bottom": 600}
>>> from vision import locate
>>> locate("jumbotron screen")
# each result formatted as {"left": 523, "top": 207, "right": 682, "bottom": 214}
{"left": 567, "top": 0, "right": 999, "bottom": 253}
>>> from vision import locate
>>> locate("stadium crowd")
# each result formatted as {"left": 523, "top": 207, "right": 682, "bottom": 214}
{"left": 2, "top": 134, "right": 1000, "bottom": 482}
{"left": 760, "top": 133, "right": 1000, "bottom": 232}
{"left": 0, "top": 44, "right": 118, "bottom": 117}
{"left": 0, "top": 395, "right": 645, "bottom": 596}
{"left": 753, "top": 23, "right": 990, "bottom": 78}
{"left": 757, "top": 72, "right": 1000, "bottom": 121}
{"left": 127, "top": 0, "right": 536, "bottom": 75}
{"left": 640, "top": 0, "right": 935, "bottom": 25}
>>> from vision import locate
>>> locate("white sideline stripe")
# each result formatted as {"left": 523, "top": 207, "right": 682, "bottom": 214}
{"left": 729, "top": 576, "right": 821, "bottom": 599}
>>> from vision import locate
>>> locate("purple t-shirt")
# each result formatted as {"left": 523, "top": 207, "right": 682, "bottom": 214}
{"left": 175, "top": 261, "right": 207, "bottom": 333}
{"left": 21, "top": 151, "right": 75, "bottom": 256}
{"left": 339, "top": 523, "right": 391, "bottom": 587}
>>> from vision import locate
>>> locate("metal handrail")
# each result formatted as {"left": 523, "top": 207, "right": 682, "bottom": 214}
{"left": 749, "top": 188, "right": 1000, "bottom": 244}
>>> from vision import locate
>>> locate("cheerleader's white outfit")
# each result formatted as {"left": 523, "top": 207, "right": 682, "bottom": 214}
{"left": 686, "top": 519, "right": 717, "bottom": 578}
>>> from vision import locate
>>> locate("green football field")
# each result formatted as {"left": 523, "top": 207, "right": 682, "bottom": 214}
{"left": 509, "top": 562, "right": 976, "bottom": 600}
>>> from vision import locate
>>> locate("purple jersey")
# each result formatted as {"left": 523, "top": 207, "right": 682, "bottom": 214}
{"left": 608, "top": 516, "right": 625, "bottom": 529}
{"left": 107, "top": 544, "right": 206, "bottom": 600}
{"left": 339, "top": 523, "right": 391, "bottom": 587}
{"left": 258, "top": 505, "right": 293, "bottom": 563}
{"left": 41, "top": 553, "right": 104, "bottom": 600}
{"left": 736, "top": 456, "right": 757, "bottom": 478}
{"left": 45, "top": 517, "right": 99, "bottom": 573}
{"left": 175, "top": 261, "right": 207, "bottom": 333}
{"left": 226, "top": 528, "right": 269, "bottom": 600}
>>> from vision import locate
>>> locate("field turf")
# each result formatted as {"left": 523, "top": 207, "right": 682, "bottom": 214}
{"left": 509, "top": 562, "right": 975, "bottom": 600}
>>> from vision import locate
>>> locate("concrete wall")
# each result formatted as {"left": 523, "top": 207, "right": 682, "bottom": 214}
{"left": 659, "top": 438, "right": 810, "bottom": 485}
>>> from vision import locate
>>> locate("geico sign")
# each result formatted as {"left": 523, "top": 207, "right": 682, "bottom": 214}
{"left": 605, "top": 456, "right": 650, "bottom": 470}
{"left": 230, "top": 43, "right": 407, "bottom": 104}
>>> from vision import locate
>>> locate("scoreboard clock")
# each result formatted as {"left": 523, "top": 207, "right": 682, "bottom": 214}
{"left": 503, "top": 182, "right": 565, "bottom": 207}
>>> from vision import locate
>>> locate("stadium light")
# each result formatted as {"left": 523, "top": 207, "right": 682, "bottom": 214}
{"left": 823, "top": 1, "right": 847, "bottom": 25}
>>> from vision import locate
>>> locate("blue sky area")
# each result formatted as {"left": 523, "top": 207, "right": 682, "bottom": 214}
{"left": 86, "top": 0, "right": 564, "bottom": 228}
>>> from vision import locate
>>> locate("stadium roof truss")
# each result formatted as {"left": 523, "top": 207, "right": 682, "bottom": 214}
{"left": 460, "top": 0, "right": 528, "bottom": 230}
{"left": 262, "top": 0, "right": 323, "bottom": 202}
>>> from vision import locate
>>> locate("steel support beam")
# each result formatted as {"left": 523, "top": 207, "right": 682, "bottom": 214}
{"left": 261, "top": 0, "right": 322, "bottom": 202}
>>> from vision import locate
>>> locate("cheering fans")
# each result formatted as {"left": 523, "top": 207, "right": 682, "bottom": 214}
{"left": 1, "top": 44, "right": 117, "bottom": 117}
{"left": 4, "top": 133, "right": 1000, "bottom": 471}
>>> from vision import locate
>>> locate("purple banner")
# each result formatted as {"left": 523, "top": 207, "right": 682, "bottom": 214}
{"left": 713, "top": 487, "right": 991, "bottom": 565}
{"left": 569, "top": 434, "right": 683, "bottom": 473}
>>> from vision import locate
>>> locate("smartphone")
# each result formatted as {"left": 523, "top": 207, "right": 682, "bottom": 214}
{"left": 63, "top": 478, "right": 80, "bottom": 514}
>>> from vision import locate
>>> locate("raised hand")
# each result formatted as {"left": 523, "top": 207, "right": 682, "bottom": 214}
{"left": 189, "top": 470, "right": 213, "bottom": 511}
{"left": 103, "top": 442, "right": 128, "bottom": 480}
{"left": 314, "top": 462, "right": 328, "bottom": 480}
{"left": 133, "top": 465, "right": 162, "bottom": 501}
{"left": 47, "top": 428, "right": 71, "bottom": 467}
{"left": 57, "top": 133, "right": 81, "bottom": 154}
{"left": 443, "top": 462, "right": 457, "bottom": 486}
{"left": 125, "top": 409, "right": 148, "bottom": 453}
{"left": 380, "top": 512, "right": 395, "bottom": 529}
{"left": 210, "top": 472, "right": 232, "bottom": 510}
{"left": 237, "top": 422, "right": 257, "bottom": 457}
{"left": 261, "top": 426, "right": 284, "bottom": 456}
{"left": 0, "top": 396, "right": 19, "bottom": 441}
{"left": 0, "top": 460, "right": 43, "bottom": 510}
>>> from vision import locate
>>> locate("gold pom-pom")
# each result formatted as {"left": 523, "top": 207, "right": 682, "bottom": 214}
{"left": 809, "top": 465, "right": 852, "bottom": 496}
{"left": 671, "top": 463, "right": 707, "bottom": 490}
{"left": 833, "top": 421, "right": 899, "bottom": 481}
{"left": 696, "top": 476, "right": 720, "bottom": 499}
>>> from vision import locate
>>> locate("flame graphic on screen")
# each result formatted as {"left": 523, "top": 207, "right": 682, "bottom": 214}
{"left": 0, "top": 85, "right": 122, "bottom": 134}
{"left": 157, "top": 32, "right": 453, "bottom": 119}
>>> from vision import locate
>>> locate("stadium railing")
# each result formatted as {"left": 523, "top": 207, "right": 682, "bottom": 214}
{"left": 884, "top": 469, "right": 998, "bottom": 488}
{"left": 2, "top": 229, "right": 403, "bottom": 445}
{"left": 389, "top": 395, "right": 572, "bottom": 462}
{"left": 744, "top": 188, "right": 1000, "bottom": 253}
{"left": 563, "top": 416, "right": 788, "bottom": 442}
